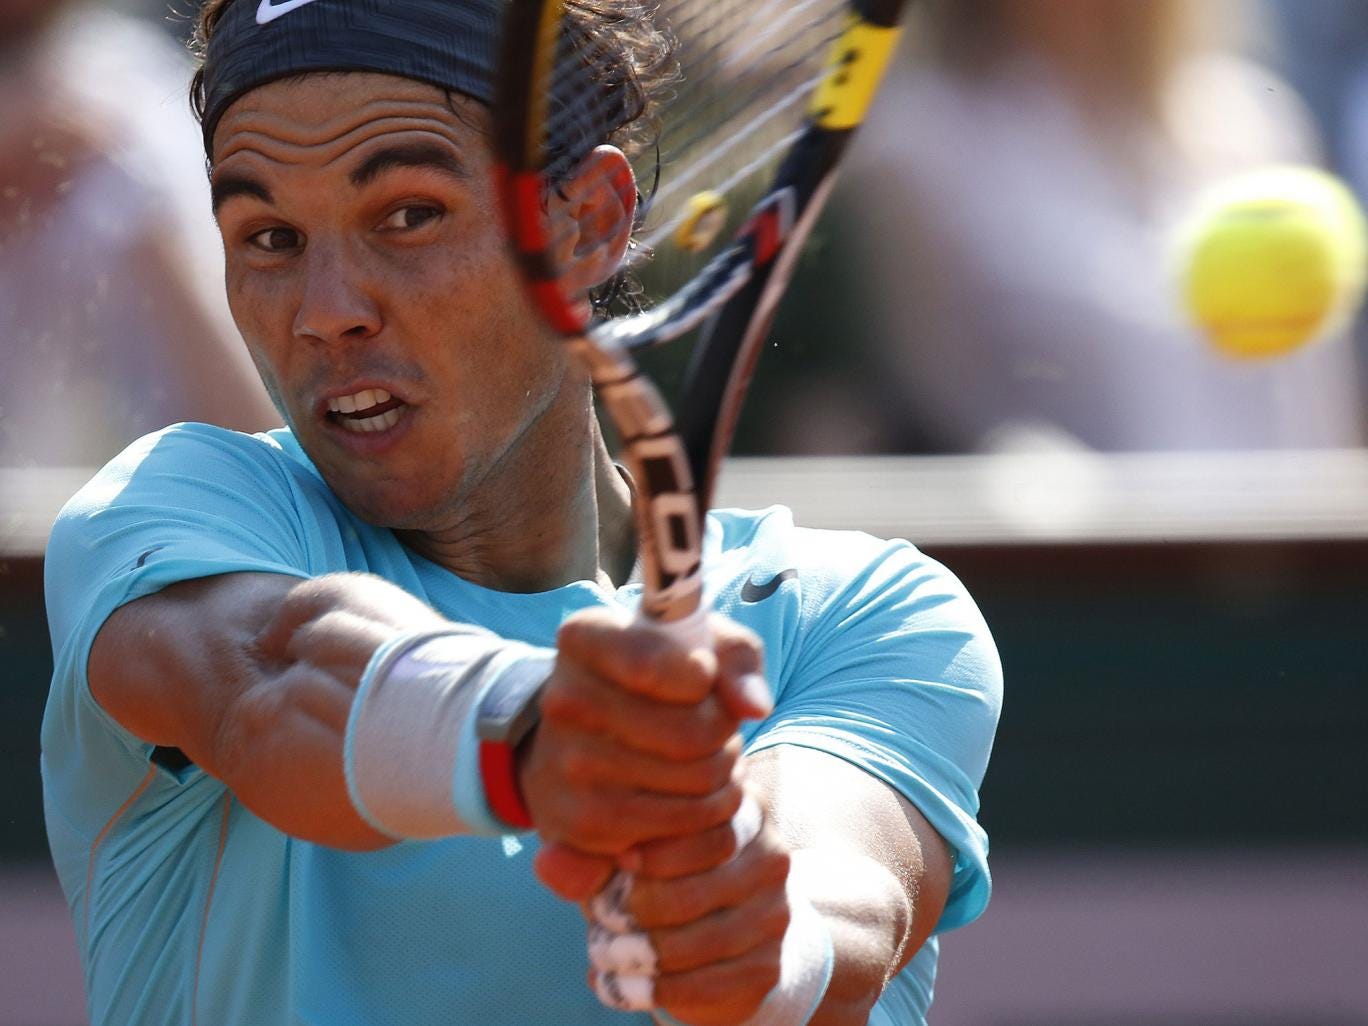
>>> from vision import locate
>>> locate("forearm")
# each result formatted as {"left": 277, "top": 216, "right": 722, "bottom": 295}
{"left": 745, "top": 744, "right": 952, "bottom": 1024}
{"left": 90, "top": 572, "right": 447, "bottom": 849}
{"left": 789, "top": 849, "right": 914, "bottom": 1026}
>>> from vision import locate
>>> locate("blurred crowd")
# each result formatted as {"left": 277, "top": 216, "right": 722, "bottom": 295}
{"left": 3, "top": 0, "right": 1368, "bottom": 468}
{"left": 0, "top": 0, "right": 276, "bottom": 471}
{"left": 758, "top": 0, "right": 1368, "bottom": 454}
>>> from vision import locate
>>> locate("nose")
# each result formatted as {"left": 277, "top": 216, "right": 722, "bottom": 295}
{"left": 292, "top": 239, "right": 382, "bottom": 343}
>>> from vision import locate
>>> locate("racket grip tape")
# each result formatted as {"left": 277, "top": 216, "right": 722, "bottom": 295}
{"left": 633, "top": 604, "right": 712, "bottom": 650}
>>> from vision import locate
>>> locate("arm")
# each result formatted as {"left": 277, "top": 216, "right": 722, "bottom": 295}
{"left": 88, "top": 570, "right": 447, "bottom": 850}
{"left": 89, "top": 574, "right": 762, "bottom": 854}
{"left": 746, "top": 745, "right": 952, "bottom": 1026}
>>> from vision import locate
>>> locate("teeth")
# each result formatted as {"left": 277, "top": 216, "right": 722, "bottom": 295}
{"left": 328, "top": 387, "right": 394, "bottom": 415}
{"left": 338, "top": 405, "right": 405, "bottom": 434}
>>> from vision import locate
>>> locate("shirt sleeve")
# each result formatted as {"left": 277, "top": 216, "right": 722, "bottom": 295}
{"left": 744, "top": 531, "right": 1003, "bottom": 933}
{"left": 42, "top": 424, "right": 317, "bottom": 820}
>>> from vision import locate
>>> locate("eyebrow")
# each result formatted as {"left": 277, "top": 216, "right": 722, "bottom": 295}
{"left": 348, "top": 143, "right": 470, "bottom": 189}
{"left": 211, "top": 173, "right": 273, "bottom": 214}
{"left": 209, "top": 142, "right": 469, "bottom": 215}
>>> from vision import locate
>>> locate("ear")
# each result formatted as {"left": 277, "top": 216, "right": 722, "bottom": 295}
{"left": 546, "top": 145, "right": 638, "bottom": 298}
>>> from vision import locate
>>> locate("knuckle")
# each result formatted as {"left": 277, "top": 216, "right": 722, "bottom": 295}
{"left": 672, "top": 648, "right": 716, "bottom": 699}
{"left": 669, "top": 712, "right": 733, "bottom": 761}
{"left": 649, "top": 926, "right": 684, "bottom": 973}
{"left": 684, "top": 820, "right": 737, "bottom": 867}
{"left": 758, "top": 897, "right": 791, "bottom": 941}
{"left": 640, "top": 877, "right": 702, "bottom": 929}
{"left": 557, "top": 608, "right": 629, "bottom": 661}
{"left": 554, "top": 614, "right": 592, "bottom": 653}
{"left": 755, "top": 844, "right": 791, "bottom": 887}
{"left": 674, "top": 752, "right": 732, "bottom": 796}
{"left": 658, "top": 721, "right": 708, "bottom": 761}
{"left": 714, "top": 622, "right": 764, "bottom": 667}
{"left": 709, "top": 825, "right": 741, "bottom": 864}
{"left": 705, "top": 747, "right": 740, "bottom": 790}
{"left": 559, "top": 744, "right": 597, "bottom": 785}
{"left": 748, "top": 940, "right": 784, "bottom": 994}
{"left": 536, "top": 675, "right": 581, "bottom": 723}
{"left": 704, "top": 781, "right": 746, "bottom": 824}
{"left": 562, "top": 800, "right": 610, "bottom": 850}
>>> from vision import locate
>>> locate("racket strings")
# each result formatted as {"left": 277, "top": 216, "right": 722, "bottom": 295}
{"left": 546, "top": 0, "right": 840, "bottom": 168}
{"left": 546, "top": 0, "right": 826, "bottom": 131}
{"left": 652, "top": 0, "right": 843, "bottom": 127}
{"left": 634, "top": 98, "right": 814, "bottom": 261}
{"left": 540, "top": 0, "right": 845, "bottom": 282}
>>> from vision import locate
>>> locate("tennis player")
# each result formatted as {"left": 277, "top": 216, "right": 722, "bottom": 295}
{"left": 40, "top": 1, "right": 1001, "bottom": 1024}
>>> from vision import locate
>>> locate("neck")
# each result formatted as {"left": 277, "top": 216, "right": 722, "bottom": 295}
{"left": 397, "top": 397, "right": 635, "bottom": 595}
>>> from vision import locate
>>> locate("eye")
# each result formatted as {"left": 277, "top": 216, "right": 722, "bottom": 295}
{"left": 379, "top": 205, "right": 443, "bottom": 232}
{"left": 247, "top": 226, "right": 303, "bottom": 253}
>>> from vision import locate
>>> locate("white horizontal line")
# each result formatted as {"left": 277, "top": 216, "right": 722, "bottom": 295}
{"left": 8, "top": 450, "right": 1368, "bottom": 558}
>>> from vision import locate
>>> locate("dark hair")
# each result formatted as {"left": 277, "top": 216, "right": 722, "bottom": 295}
{"left": 188, "top": 0, "right": 674, "bottom": 315}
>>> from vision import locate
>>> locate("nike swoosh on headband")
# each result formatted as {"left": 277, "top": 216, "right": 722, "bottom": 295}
{"left": 257, "top": 0, "right": 325, "bottom": 25}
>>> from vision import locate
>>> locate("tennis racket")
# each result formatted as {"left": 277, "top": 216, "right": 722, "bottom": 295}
{"left": 492, "top": 0, "right": 909, "bottom": 636}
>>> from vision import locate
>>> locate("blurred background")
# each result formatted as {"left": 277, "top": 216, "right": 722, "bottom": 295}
{"left": 2, "top": 0, "right": 1367, "bottom": 1023}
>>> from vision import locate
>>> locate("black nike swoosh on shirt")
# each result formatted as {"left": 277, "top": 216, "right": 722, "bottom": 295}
{"left": 133, "top": 546, "right": 166, "bottom": 570}
{"left": 740, "top": 568, "right": 798, "bottom": 603}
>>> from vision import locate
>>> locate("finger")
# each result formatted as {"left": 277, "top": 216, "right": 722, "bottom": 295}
{"left": 538, "top": 777, "right": 745, "bottom": 854}
{"left": 558, "top": 732, "right": 741, "bottom": 798}
{"left": 629, "top": 825, "right": 790, "bottom": 929}
{"left": 625, "top": 793, "right": 765, "bottom": 879}
{"left": 558, "top": 608, "right": 718, "bottom": 704}
{"left": 533, "top": 841, "right": 616, "bottom": 902}
{"left": 654, "top": 940, "right": 784, "bottom": 1026}
{"left": 540, "top": 665, "right": 740, "bottom": 761}
{"left": 710, "top": 617, "right": 772, "bottom": 721}
{"left": 650, "top": 886, "right": 791, "bottom": 974}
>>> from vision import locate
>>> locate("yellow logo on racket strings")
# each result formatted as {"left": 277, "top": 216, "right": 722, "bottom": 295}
{"left": 811, "top": 18, "right": 902, "bottom": 130}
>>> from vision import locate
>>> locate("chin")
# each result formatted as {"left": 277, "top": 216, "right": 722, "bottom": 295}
{"left": 339, "top": 486, "right": 443, "bottom": 532}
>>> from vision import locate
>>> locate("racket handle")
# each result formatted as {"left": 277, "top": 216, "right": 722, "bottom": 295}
{"left": 632, "top": 604, "right": 711, "bottom": 650}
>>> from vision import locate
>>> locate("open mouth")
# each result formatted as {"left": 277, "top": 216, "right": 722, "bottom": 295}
{"left": 326, "top": 387, "right": 409, "bottom": 433}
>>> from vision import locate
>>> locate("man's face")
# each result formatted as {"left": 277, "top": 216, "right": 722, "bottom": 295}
{"left": 211, "top": 73, "right": 573, "bottom": 529}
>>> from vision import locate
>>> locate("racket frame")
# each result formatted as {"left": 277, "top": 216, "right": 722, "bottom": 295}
{"left": 493, "top": 0, "right": 906, "bottom": 625}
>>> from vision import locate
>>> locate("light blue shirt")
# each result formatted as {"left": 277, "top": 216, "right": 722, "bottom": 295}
{"left": 42, "top": 423, "right": 1001, "bottom": 1026}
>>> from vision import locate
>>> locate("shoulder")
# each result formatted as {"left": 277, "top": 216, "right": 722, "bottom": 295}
{"left": 54, "top": 422, "right": 320, "bottom": 525}
{"left": 708, "top": 504, "right": 983, "bottom": 628}
{"left": 709, "top": 505, "right": 999, "bottom": 700}
{"left": 45, "top": 423, "right": 343, "bottom": 636}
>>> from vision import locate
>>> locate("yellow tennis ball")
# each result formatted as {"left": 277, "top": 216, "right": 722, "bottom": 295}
{"left": 1180, "top": 166, "right": 1368, "bottom": 359}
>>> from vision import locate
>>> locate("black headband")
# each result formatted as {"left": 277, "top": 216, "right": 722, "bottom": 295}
{"left": 200, "top": 0, "right": 630, "bottom": 175}
{"left": 201, "top": 0, "right": 503, "bottom": 155}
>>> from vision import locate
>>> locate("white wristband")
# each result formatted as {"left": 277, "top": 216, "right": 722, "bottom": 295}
{"left": 343, "top": 628, "right": 553, "bottom": 838}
